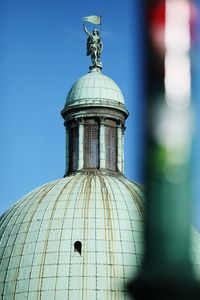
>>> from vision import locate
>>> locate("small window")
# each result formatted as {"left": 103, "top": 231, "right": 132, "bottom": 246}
{"left": 74, "top": 241, "right": 82, "bottom": 255}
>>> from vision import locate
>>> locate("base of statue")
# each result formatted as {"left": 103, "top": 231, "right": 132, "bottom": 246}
{"left": 89, "top": 62, "right": 102, "bottom": 70}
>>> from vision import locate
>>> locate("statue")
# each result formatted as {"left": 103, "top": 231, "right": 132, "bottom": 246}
{"left": 83, "top": 23, "right": 103, "bottom": 69}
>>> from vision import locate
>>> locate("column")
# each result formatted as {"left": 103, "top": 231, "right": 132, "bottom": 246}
{"left": 78, "top": 119, "right": 84, "bottom": 170}
{"left": 122, "top": 126, "right": 125, "bottom": 174}
{"left": 99, "top": 118, "right": 106, "bottom": 169}
{"left": 117, "top": 123, "right": 122, "bottom": 172}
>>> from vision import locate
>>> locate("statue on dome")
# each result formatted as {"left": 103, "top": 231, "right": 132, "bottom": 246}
{"left": 83, "top": 23, "right": 103, "bottom": 69}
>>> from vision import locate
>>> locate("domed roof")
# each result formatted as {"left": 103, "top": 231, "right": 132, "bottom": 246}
{"left": 0, "top": 173, "right": 144, "bottom": 299}
{"left": 1, "top": 173, "right": 200, "bottom": 299}
{"left": 64, "top": 69, "right": 128, "bottom": 115}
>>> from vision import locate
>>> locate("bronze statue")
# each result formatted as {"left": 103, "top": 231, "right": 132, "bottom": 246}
{"left": 83, "top": 24, "right": 103, "bottom": 69}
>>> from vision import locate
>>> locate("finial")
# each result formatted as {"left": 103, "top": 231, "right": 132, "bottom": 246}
{"left": 82, "top": 15, "right": 103, "bottom": 70}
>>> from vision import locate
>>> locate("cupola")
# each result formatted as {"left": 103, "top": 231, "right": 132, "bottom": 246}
{"left": 61, "top": 68, "right": 129, "bottom": 176}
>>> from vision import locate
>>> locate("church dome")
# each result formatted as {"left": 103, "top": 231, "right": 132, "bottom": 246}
{"left": 64, "top": 69, "right": 128, "bottom": 116}
{"left": 0, "top": 172, "right": 145, "bottom": 299}
{"left": 1, "top": 173, "right": 200, "bottom": 299}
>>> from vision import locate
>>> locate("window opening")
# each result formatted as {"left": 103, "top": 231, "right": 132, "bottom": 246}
{"left": 105, "top": 125, "right": 117, "bottom": 170}
{"left": 74, "top": 241, "right": 82, "bottom": 255}
{"left": 84, "top": 120, "right": 99, "bottom": 169}
{"left": 68, "top": 124, "right": 78, "bottom": 172}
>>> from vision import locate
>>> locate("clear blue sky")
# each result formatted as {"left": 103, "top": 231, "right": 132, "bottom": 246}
{"left": 1, "top": 0, "right": 200, "bottom": 229}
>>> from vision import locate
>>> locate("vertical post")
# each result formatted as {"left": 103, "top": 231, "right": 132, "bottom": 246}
{"left": 129, "top": 0, "right": 200, "bottom": 299}
{"left": 99, "top": 118, "right": 106, "bottom": 169}
{"left": 122, "top": 126, "right": 125, "bottom": 174}
{"left": 78, "top": 119, "right": 84, "bottom": 170}
{"left": 117, "top": 123, "right": 123, "bottom": 173}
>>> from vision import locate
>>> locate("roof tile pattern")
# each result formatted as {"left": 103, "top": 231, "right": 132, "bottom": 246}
{"left": 0, "top": 173, "right": 200, "bottom": 299}
{"left": 66, "top": 71, "right": 125, "bottom": 105}
{"left": 0, "top": 174, "right": 144, "bottom": 299}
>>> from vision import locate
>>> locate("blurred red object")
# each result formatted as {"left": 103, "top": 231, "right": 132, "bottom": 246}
{"left": 148, "top": 0, "right": 198, "bottom": 55}
{"left": 148, "top": 1, "right": 165, "bottom": 56}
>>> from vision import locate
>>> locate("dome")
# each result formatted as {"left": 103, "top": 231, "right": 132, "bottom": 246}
{"left": 64, "top": 69, "right": 128, "bottom": 115}
{"left": 1, "top": 174, "right": 200, "bottom": 299}
{"left": 0, "top": 172, "right": 145, "bottom": 299}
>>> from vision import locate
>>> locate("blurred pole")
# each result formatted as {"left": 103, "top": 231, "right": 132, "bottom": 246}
{"left": 128, "top": 0, "right": 200, "bottom": 299}
{"left": 193, "top": 0, "right": 200, "bottom": 230}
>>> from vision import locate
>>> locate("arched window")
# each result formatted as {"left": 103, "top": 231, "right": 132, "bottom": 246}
{"left": 74, "top": 241, "right": 82, "bottom": 255}
{"left": 105, "top": 120, "right": 117, "bottom": 171}
{"left": 84, "top": 119, "right": 99, "bottom": 169}
{"left": 68, "top": 122, "right": 78, "bottom": 172}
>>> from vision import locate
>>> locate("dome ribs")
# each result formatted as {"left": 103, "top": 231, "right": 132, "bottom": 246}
{"left": 34, "top": 175, "right": 81, "bottom": 300}
{"left": 0, "top": 181, "right": 57, "bottom": 298}
{"left": 1, "top": 174, "right": 200, "bottom": 298}
{"left": 105, "top": 176, "right": 126, "bottom": 293}
{"left": 66, "top": 175, "right": 86, "bottom": 299}
{"left": 111, "top": 177, "right": 143, "bottom": 273}
{"left": 82, "top": 174, "right": 93, "bottom": 293}
{"left": 118, "top": 178, "right": 145, "bottom": 216}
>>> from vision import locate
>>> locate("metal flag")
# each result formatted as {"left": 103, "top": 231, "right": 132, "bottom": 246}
{"left": 82, "top": 15, "right": 101, "bottom": 25}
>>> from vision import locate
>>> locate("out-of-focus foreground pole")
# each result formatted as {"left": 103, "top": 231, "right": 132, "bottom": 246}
{"left": 129, "top": 0, "right": 200, "bottom": 299}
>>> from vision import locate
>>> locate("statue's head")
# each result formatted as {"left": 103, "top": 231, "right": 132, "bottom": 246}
{"left": 93, "top": 29, "right": 99, "bottom": 36}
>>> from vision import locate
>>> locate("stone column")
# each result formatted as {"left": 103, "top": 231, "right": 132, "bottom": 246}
{"left": 117, "top": 123, "right": 122, "bottom": 172}
{"left": 122, "top": 126, "right": 125, "bottom": 174}
{"left": 99, "top": 118, "right": 106, "bottom": 169}
{"left": 78, "top": 119, "right": 84, "bottom": 170}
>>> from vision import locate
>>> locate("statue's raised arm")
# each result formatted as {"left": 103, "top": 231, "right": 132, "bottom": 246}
{"left": 83, "top": 23, "right": 91, "bottom": 36}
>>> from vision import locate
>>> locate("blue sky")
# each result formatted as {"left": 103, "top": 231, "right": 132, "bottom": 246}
{"left": 0, "top": 0, "right": 144, "bottom": 211}
{"left": 1, "top": 0, "right": 200, "bottom": 229}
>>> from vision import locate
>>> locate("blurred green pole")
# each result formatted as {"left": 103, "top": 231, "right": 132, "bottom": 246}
{"left": 129, "top": 0, "right": 200, "bottom": 299}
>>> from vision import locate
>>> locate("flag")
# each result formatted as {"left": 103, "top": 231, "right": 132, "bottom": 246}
{"left": 82, "top": 15, "right": 101, "bottom": 25}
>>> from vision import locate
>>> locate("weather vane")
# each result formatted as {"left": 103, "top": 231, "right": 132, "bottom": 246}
{"left": 82, "top": 15, "right": 103, "bottom": 70}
